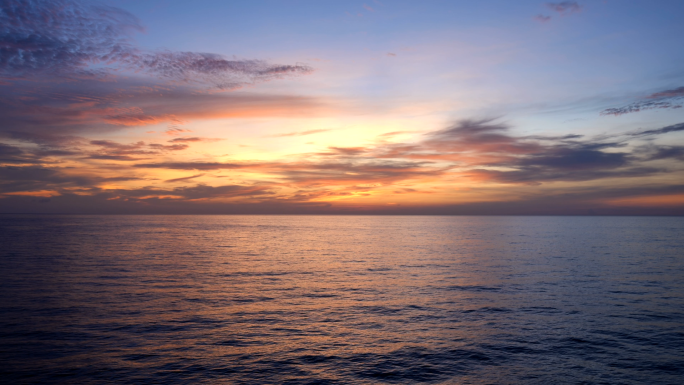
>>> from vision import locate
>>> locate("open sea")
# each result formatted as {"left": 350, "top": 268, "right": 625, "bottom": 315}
{"left": 0, "top": 215, "right": 683, "bottom": 384}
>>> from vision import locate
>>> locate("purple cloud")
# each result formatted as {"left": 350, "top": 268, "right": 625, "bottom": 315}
{"left": 601, "top": 86, "right": 684, "bottom": 116}
{"left": 545, "top": 2, "right": 582, "bottom": 15}
{"left": 0, "top": 0, "right": 312, "bottom": 89}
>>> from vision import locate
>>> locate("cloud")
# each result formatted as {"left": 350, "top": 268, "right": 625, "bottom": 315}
{"left": 0, "top": 79, "right": 328, "bottom": 145}
{"left": 627, "top": 122, "right": 684, "bottom": 137}
{"left": 0, "top": 1, "right": 323, "bottom": 148}
{"left": 323, "top": 146, "right": 368, "bottom": 156}
{"left": 0, "top": 142, "right": 35, "bottom": 164}
{"left": 134, "top": 161, "right": 256, "bottom": 170}
{"left": 0, "top": 165, "right": 136, "bottom": 193}
{"left": 164, "top": 174, "right": 205, "bottom": 183}
{"left": 2, "top": 114, "right": 684, "bottom": 214}
{"left": 366, "top": 119, "right": 682, "bottom": 185}
{"left": 2, "top": 180, "right": 684, "bottom": 215}
{"left": 267, "top": 129, "right": 332, "bottom": 138}
{"left": 377, "top": 131, "right": 415, "bottom": 138}
{"left": 167, "top": 137, "right": 223, "bottom": 143}
{"left": 165, "top": 127, "right": 193, "bottom": 136}
{"left": 363, "top": 4, "right": 374, "bottom": 12}
{"left": 601, "top": 86, "right": 684, "bottom": 116}
{"left": 83, "top": 139, "right": 191, "bottom": 161}
{"left": 545, "top": 2, "right": 582, "bottom": 15}
{"left": 466, "top": 166, "right": 661, "bottom": 185}
{"left": 133, "top": 158, "right": 446, "bottom": 189}
{"left": 0, "top": 0, "right": 312, "bottom": 89}
{"left": 534, "top": 15, "right": 551, "bottom": 23}
{"left": 644, "top": 146, "right": 684, "bottom": 161}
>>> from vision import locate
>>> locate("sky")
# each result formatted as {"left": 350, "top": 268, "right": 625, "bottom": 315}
{"left": 1, "top": 0, "right": 683, "bottom": 215}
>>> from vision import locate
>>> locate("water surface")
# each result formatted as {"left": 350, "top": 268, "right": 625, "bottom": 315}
{"left": 1, "top": 215, "right": 683, "bottom": 384}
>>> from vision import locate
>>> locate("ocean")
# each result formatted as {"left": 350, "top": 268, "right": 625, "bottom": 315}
{"left": 1, "top": 215, "right": 683, "bottom": 384}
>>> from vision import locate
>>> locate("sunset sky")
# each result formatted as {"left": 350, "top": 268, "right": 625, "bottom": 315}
{"left": 1, "top": 0, "right": 683, "bottom": 214}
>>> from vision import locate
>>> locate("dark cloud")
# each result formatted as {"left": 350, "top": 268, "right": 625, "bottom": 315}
{"left": 165, "top": 174, "right": 204, "bottom": 183}
{"left": 647, "top": 146, "right": 684, "bottom": 161}
{"left": 0, "top": 165, "right": 99, "bottom": 193}
{"left": 627, "top": 122, "right": 684, "bottom": 137}
{"left": 167, "top": 137, "right": 222, "bottom": 143}
{"left": 424, "top": 119, "right": 542, "bottom": 155}
{"left": 0, "top": 1, "right": 317, "bottom": 145}
{"left": 601, "top": 86, "right": 684, "bottom": 116}
{"left": 148, "top": 143, "right": 188, "bottom": 151}
{"left": 82, "top": 139, "right": 191, "bottom": 161}
{"left": 324, "top": 146, "right": 368, "bottom": 156}
{"left": 133, "top": 158, "right": 445, "bottom": 189}
{"left": 134, "top": 161, "right": 254, "bottom": 170}
{"left": 516, "top": 146, "right": 628, "bottom": 171}
{"left": 2, "top": 181, "right": 683, "bottom": 215}
{"left": 0, "top": 163, "right": 273, "bottom": 203}
{"left": 273, "top": 161, "right": 445, "bottom": 187}
{"left": 0, "top": 141, "right": 80, "bottom": 164}
{"left": 467, "top": 166, "right": 662, "bottom": 185}
{"left": 545, "top": 2, "right": 582, "bottom": 15}
{"left": 90, "top": 140, "right": 143, "bottom": 150}
{"left": 2, "top": 117, "right": 684, "bottom": 214}
{"left": 169, "top": 184, "right": 274, "bottom": 200}
{"left": 0, "top": 142, "right": 33, "bottom": 163}
{"left": 0, "top": 0, "right": 312, "bottom": 88}
{"left": 86, "top": 154, "right": 149, "bottom": 161}
{"left": 257, "top": 119, "right": 684, "bottom": 187}
{"left": 366, "top": 119, "right": 682, "bottom": 185}
{"left": 534, "top": 15, "right": 551, "bottom": 23}
{"left": 82, "top": 183, "right": 275, "bottom": 201}
{"left": 634, "top": 143, "right": 684, "bottom": 162}
{"left": 371, "top": 119, "right": 542, "bottom": 163}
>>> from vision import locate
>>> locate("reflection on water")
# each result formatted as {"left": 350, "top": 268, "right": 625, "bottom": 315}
{"left": 1, "top": 215, "right": 683, "bottom": 384}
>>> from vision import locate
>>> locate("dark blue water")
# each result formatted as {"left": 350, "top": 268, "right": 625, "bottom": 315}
{"left": 1, "top": 215, "right": 683, "bottom": 384}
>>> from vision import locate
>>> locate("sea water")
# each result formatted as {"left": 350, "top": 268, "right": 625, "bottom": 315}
{"left": 1, "top": 215, "right": 683, "bottom": 384}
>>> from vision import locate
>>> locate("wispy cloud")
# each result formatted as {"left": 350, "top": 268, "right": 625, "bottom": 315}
{"left": 0, "top": 0, "right": 312, "bottom": 89}
{"left": 267, "top": 129, "right": 333, "bottom": 138}
{"left": 601, "top": 86, "right": 684, "bottom": 116}
{"left": 164, "top": 174, "right": 205, "bottom": 183}
{"left": 377, "top": 131, "right": 415, "bottom": 138}
{"left": 627, "top": 122, "right": 684, "bottom": 137}
{"left": 545, "top": 1, "right": 582, "bottom": 15}
{"left": 0, "top": 80, "right": 327, "bottom": 145}
{"left": 168, "top": 137, "right": 223, "bottom": 143}
{"left": 535, "top": 1, "right": 581, "bottom": 23}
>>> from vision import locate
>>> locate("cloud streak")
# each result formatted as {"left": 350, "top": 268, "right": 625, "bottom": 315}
{"left": 601, "top": 86, "right": 684, "bottom": 116}
{"left": 0, "top": 80, "right": 327, "bottom": 145}
{"left": 267, "top": 129, "right": 333, "bottom": 138}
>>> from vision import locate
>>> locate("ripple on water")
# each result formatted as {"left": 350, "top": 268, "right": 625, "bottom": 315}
{"left": 1, "top": 215, "right": 683, "bottom": 384}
